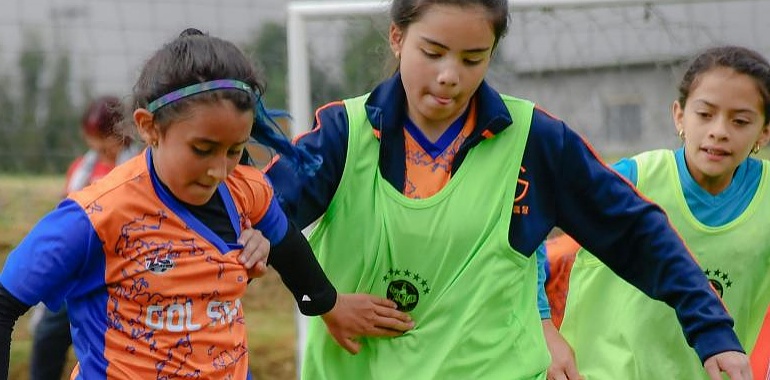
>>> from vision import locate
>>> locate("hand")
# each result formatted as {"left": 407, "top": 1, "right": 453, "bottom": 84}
{"left": 321, "top": 293, "right": 415, "bottom": 354}
{"left": 543, "top": 319, "right": 583, "bottom": 380}
{"left": 237, "top": 220, "right": 270, "bottom": 278}
{"left": 704, "top": 351, "right": 752, "bottom": 380}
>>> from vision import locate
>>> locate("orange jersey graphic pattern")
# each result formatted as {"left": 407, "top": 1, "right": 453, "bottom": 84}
{"left": 404, "top": 102, "right": 476, "bottom": 199}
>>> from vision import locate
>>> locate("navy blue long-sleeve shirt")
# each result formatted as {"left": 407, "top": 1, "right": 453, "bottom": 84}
{"left": 266, "top": 74, "right": 743, "bottom": 361}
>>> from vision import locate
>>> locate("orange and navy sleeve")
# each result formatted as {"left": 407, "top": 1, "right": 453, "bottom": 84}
{"left": 265, "top": 101, "right": 349, "bottom": 229}
{"left": 236, "top": 168, "right": 288, "bottom": 244}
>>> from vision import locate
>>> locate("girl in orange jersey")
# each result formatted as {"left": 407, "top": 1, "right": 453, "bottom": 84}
{"left": 0, "top": 28, "right": 412, "bottom": 379}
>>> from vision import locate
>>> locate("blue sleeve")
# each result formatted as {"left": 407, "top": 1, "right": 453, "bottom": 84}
{"left": 610, "top": 157, "right": 638, "bottom": 185}
{"left": 253, "top": 197, "right": 289, "bottom": 245}
{"left": 536, "top": 243, "right": 551, "bottom": 319}
{"left": 0, "top": 199, "right": 103, "bottom": 311}
{"left": 265, "top": 102, "right": 349, "bottom": 229}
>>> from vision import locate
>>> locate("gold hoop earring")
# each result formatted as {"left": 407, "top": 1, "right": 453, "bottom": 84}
{"left": 677, "top": 129, "right": 685, "bottom": 141}
{"left": 752, "top": 143, "right": 761, "bottom": 154}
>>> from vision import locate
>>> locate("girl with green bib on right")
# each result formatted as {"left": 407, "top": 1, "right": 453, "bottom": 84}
{"left": 558, "top": 45, "right": 770, "bottom": 380}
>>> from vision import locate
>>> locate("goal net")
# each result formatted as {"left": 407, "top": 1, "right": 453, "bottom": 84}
{"left": 288, "top": 0, "right": 770, "bottom": 157}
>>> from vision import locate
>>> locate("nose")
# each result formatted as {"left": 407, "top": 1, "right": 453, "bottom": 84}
{"left": 437, "top": 62, "right": 459, "bottom": 87}
{"left": 207, "top": 155, "right": 228, "bottom": 182}
{"left": 709, "top": 116, "right": 730, "bottom": 140}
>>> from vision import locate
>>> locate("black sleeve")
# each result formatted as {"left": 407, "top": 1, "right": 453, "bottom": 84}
{"left": 267, "top": 222, "right": 337, "bottom": 316}
{"left": 0, "top": 284, "right": 32, "bottom": 380}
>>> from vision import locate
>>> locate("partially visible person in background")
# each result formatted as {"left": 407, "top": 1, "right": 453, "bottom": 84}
{"left": 28, "top": 95, "right": 142, "bottom": 380}
{"left": 752, "top": 303, "right": 770, "bottom": 379}
{"left": 558, "top": 45, "right": 770, "bottom": 380}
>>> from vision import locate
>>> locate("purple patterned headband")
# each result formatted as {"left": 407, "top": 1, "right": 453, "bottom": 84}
{"left": 146, "top": 79, "right": 253, "bottom": 113}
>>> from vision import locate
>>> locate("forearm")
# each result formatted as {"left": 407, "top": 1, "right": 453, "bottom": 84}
{"left": 0, "top": 284, "right": 31, "bottom": 379}
{"left": 267, "top": 222, "right": 337, "bottom": 316}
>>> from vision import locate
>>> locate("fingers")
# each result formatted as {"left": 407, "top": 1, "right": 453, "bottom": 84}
{"left": 375, "top": 315, "right": 414, "bottom": 333}
{"left": 547, "top": 372, "right": 568, "bottom": 380}
{"left": 563, "top": 360, "right": 583, "bottom": 380}
{"left": 243, "top": 218, "right": 252, "bottom": 229}
{"left": 337, "top": 336, "right": 361, "bottom": 355}
{"left": 238, "top": 228, "right": 269, "bottom": 269}
{"left": 722, "top": 368, "right": 747, "bottom": 380}
{"left": 374, "top": 305, "right": 412, "bottom": 322}
{"left": 704, "top": 364, "right": 722, "bottom": 380}
{"left": 548, "top": 366, "right": 582, "bottom": 380}
{"left": 704, "top": 352, "right": 752, "bottom": 380}
{"left": 369, "top": 295, "right": 399, "bottom": 309}
{"left": 365, "top": 326, "right": 406, "bottom": 338}
{"left": 246, "top": 261, "right": 268, "bottom": 278}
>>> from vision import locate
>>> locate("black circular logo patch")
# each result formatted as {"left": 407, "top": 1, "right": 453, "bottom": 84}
{"left": 387, "top": 280, "right": 420, "bottom": 311}
{"left": 704, "top": 268, "right": 731, "bottom": 299}
{"left": 708, "top": 279, "right": 724, "bottom": 298}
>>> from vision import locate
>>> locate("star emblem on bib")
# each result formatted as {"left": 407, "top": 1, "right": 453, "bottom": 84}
{"left": 382, "top": 268, "right": 430, "bottom": 311}
{"left": 704, "top": 268, "right": 732, "bottom": 298}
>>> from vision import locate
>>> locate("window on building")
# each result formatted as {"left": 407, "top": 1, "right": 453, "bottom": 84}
{"left": 604, "top": 102, "right": 642, "bottom": 142}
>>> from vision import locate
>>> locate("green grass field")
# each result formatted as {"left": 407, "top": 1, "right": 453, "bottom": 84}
{"left": 3, "top": 149, "right": 768, "bottom": 379}
{"left": 0, "top": 175, "right": 298, "bottom": 380}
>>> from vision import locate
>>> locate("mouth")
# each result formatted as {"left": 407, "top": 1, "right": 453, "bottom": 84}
{"left": 195, "top": 182, "right": 218, "bottom": 190}
{"left": 700, "top": 147, "right": 731, "bottom": 158}
{"left": 431, "top": 94, "right": 454, "bottom": 105}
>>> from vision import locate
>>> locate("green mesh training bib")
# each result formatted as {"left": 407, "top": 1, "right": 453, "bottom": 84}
{"left": 301, "top": 94, "right": 549, "bottom": 380}
{"left": 561, "top": 149, "right": 770, "bottom": 380}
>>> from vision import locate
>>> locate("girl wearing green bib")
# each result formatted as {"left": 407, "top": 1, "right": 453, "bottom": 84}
{"left": 559, "top": 46, "right": 770, "bottom": 380}
{"left": 266, "top": 2, "right": 751, "bottom": 379}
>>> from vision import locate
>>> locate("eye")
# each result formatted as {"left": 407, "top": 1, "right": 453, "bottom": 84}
{"left": 192, "top": 146, "right": 212, "bottom": 156}
{"left": 463, "top": 58, "right": 484, "bottom": 66}
{"left": 733, "top": 118, "right": 751, "bottom": 127}
{"left": 227, "top": 148, "right": 245, "bottom": 157}
{"left": 695, "top": 111, "right": 712, "bottom": 119}
{"left": 421, "top": 49, "right": 441, "bottom": 59}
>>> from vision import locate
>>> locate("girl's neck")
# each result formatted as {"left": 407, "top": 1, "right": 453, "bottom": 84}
{"left": 407, "top": 102, "right": 472, "bottom": 143}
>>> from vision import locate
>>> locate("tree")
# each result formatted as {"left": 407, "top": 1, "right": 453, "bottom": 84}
{"left": 243, "top": 22, "right": 289, "bottom": 110}
{"left": 341, "top": 20, "right": 393, "bottom": 97}
{"left": 43, "top": 51, "right": 78, "bottom": 172}
{"left": 0, "top": 72, "right": 17, "bottom": 172}
{"left": 242, "top": 22, "right": 345, "bottom": 118}
{"left": 17, "top": 29, "right": 46, "bottom": 171}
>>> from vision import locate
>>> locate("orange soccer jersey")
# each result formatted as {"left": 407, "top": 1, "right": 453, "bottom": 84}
{"left": 4, "top": 150, "right": 276, "bottom": 379}
{"left": 403, "top": 101, "right": 475, "bottom": 199}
